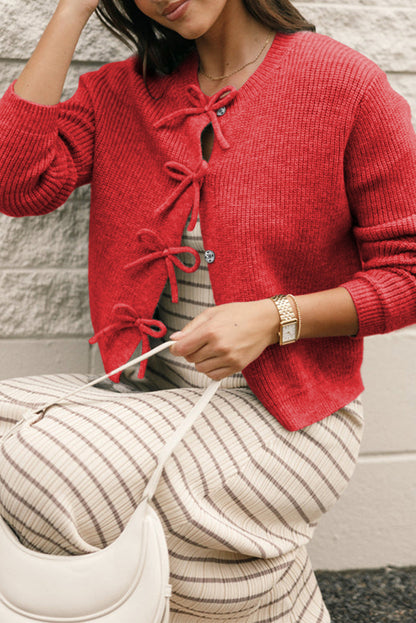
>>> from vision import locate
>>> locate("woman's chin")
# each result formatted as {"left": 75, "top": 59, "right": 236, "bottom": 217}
{"left": 169, "top": 24, "right": 209, "bottom": 41}
{"left": 160, "top": 10, "right": 212, "bottom": 41}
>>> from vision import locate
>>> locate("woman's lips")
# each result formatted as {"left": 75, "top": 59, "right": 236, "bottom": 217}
{"left": 162, "top": 0, "right": 190, "bottom": 21}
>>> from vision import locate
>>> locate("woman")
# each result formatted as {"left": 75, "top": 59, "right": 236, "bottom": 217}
{"left": 0, "top": 0, "right": 415, "bottom": 620}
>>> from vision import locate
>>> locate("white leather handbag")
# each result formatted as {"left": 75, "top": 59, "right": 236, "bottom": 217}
{"left": 0, "top": 341, "right": 220, "bottom": 622}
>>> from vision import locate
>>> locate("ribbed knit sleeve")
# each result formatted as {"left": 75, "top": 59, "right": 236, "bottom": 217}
{"left": 0, "top": 75, "right": 95, "bottom": 217}
{"left": 341, "top": 69, "right": 416, "bottom": 337}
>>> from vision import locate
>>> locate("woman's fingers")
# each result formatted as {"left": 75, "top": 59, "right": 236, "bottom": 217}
{"left": 169, "top": 300, "right": 279, "bottom": 379}
{"left": 194, "top": 359, "right": 235, "bottom": 381}
{"left": 169, "top": 310, "right": 212, "bottom": 357}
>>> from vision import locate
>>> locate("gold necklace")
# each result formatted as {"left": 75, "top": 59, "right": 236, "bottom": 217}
{"left": 198, "top": 31, "right": 273, "bottom": 81}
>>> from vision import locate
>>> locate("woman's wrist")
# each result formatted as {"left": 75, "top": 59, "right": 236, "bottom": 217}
{"left": 56, "top": 0, "right": 98, "bottom": 21}
{"left": 288, "top": 288, "right": 358, "bottom": 339}
{"left": 261, "top": 287, "right": 358, "bottom": 344}
{"left": 267, "top": 294, "right": 301, "bottom": 345}
{"left": 259, "top": 298, "right": 280, "bottom": 346}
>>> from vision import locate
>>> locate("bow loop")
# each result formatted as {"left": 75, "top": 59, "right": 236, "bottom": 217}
{"left": 167, "top": 247, "right": 200, "bottom": 274}
{"left": 124, "top": 230, "right": 200, "bottom": 303}
{"left": 206, "top": 86, "right": 238, "bottom": 111}
{"left": 89, "top": 304, "right": 167, "bottom": 378}
{"left": 138, "top": 317, "right": 168, "bottom": 340}
{"left": 185, "top": 85, "right": 208, "bottom": 109}
{"left": 112, "top": 303, "right": 140, "bottom": 325}
{"left": 163, "top": 161, "right": 194, "bottom": 182}
{"left": 163, "top": 159, "right": 209, "bottom": 183}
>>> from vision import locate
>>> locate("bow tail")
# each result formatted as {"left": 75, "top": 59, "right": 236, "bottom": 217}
{"left": 137, "top": 334, "right": 150, "bottom": 379}
{"left": 156, "top": 179, "right": 190, "bottom": 217}
{"left": 166, "top": 258, "right": 179, "bottom": 303}
{"left": 209, "top": 111, "right": 230, "bottom": 150}
{"left": 187, "top": 182, "right": 202, "bottom": 231}
{"left": 136, "top": 320, "right": 168, "bottom": 378}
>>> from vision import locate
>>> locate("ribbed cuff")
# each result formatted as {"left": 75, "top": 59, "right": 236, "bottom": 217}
{"left": 341, "top": 276, "right": 387, "bottom": 339}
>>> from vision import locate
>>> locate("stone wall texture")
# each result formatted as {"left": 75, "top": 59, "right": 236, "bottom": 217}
{"left": 0, "top": 0, "right": 415, "bottom": 571}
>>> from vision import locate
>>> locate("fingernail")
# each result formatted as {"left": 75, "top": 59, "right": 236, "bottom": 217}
{"left": 170, "top": 331, "right": 182, "bottom": 340}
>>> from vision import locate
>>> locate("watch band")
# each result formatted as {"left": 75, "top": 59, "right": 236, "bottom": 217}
{"left": 286, "top": 294, "right": 302, "bottom": 340}
{"left": 270, "top": 294, "right": 299, "bottom": 345}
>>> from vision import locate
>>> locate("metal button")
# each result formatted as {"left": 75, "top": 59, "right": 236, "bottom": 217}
{"left": 216, "top": 106, "right": 226, "bottom": 117}
{"left": 204, "top": 250, "right": 216, "bottom": 264}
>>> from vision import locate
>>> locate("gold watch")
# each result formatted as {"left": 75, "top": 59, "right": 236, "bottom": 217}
{"left": 270, "top": 295, "right": 298, "bottom": 345}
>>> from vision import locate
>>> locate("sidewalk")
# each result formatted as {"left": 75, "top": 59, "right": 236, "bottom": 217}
{"left": 316, "top": 566, "right": 416, "bottom": 622}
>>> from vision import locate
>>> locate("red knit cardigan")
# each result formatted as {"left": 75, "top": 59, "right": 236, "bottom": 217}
{"left": 1, "top": 31, "right": 415, "bottom": 430}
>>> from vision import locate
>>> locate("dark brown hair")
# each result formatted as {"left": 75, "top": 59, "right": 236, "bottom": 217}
{"left": 96, "top": 0, "right": 315, "bottom": 77}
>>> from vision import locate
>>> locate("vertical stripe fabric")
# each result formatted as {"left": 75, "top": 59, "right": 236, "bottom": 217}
{"left": 0, "top": 221, "right": 364, "bottom": 622}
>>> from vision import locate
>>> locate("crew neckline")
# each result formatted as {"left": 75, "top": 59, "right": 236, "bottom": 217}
{"left": 185, "top": 30, "right": 307, "bottom": 100}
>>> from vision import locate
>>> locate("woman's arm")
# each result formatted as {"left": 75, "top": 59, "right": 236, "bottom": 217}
{"left": 171, "top": 70, "right": 416, "bottom": 381}
{"left": 294, "top": 287, "right": 358, "bottom": 338}
{"left": 0, "top": 1, "right": 99, "bottom": 217}
{"left": 15, "top": 0, "right": 98, "bottom": 105}
{"left": 169, "top": 287, "right": 358, "bottom": 381}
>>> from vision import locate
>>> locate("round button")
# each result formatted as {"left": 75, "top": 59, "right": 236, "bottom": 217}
{"left": 204, "top": 250, "right": 216, "bottom": 264}
{"left": 216, "top": 106, "right": 226, "bottom": 117}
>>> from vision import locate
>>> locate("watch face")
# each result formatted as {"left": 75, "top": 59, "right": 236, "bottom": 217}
{"left": 282, "top": 322, "right": 297, "bottom": 343}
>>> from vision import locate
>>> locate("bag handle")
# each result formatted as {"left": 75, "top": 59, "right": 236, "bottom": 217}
{"left": 2, "top": 341, "right": 221, "bottom": 501}
{"left": 142, "top": 376, "right": 220, "bottom": 501}
{"left": 31, "top": 341, "right": 179, "bottom": 421}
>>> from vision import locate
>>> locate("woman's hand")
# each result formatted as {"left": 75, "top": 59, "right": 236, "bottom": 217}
{"left": 169, "top": 300, "right": 279, "bottom": 380}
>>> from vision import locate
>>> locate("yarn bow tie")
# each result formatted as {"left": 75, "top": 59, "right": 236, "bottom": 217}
{"left": 153, "top": 85, "right": 238, "bottom": 150}
{"left": 124, "top": 229, "right": 201, "bottom": 303}
{"left": 89, "top": 304, "right": 167, "bottom": 378}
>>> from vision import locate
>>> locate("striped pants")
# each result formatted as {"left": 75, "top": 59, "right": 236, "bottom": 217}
{"left": 0, "top": 372, "right": 363, "bottom": 622}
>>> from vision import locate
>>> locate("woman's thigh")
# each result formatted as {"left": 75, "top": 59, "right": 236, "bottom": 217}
{"left": 0, "top": 374, "right": 363, "bottom": 621}
{"left": 158, "top": 387, "right": 363, "bottom": 619}
{"left": 0, "top": 373, "right": 212, "bottom": 553}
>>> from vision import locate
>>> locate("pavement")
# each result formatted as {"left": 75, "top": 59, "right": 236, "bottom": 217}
{"left": 316, "top": 566, "right": 416, "bottom": 622}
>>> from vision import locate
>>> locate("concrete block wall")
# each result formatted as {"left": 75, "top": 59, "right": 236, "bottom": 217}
{"left": 0, "top": 1, "right": 415, "bottom": 570}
